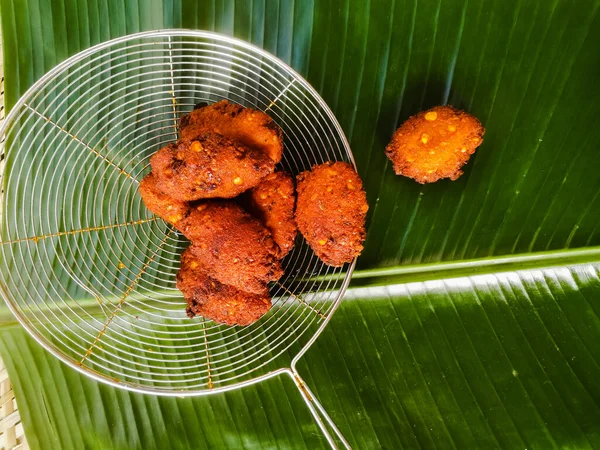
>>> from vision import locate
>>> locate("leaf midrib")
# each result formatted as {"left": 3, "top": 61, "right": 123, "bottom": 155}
{"left": 352, "top": 245, "right": 600, "bottom": 283}
{"left": 1, "top": 245, "right": 598, "bottom": 327}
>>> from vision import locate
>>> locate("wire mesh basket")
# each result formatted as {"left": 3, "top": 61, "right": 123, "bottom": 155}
{"left": 0, "top": 30, "right": 355, "bottom": 448}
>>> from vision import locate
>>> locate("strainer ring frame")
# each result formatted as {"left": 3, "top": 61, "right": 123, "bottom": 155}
{"left": 0, "top": 28, "right": 356, "bottom": 397}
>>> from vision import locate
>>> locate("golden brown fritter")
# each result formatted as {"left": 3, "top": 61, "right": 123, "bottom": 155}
{"left": 385, "top": 105, "right": 485, "bottom": 183}
{"left": 243, "top": 171, "right": 297, "bottom": 258}
{"left": 179, "top": 100, "right": 284, "bottom": 164}
{"left": 149, "top": 132, "right": 274, "bottom": 201}
{"left": 295, "top": 162, "right": 368, "bottom": 267}
{"left": 177, "top": 248, "right": 271, "bottom": 326}
{"left": 138, "top": 173, "right": 190, "bottom": 226}
{"left": 178, "top": 201, "right": 283, "bottom": 294}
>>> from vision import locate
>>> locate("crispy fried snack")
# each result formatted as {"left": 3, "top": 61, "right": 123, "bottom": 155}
{"left": 179, "top": 100, "right": 284, "bottom": 164}
{"left": 243, "top": 171, "right": 297, "bottom": 258}
{"left": 138, "top": 173, "right": 190, "bottom": 226}
{"left": 149, "top": 132, "right": 274, "bottom": 201}
{"left": 178, "top": 201, "right": 283, "bottom": 294}
{"left": 385, "top": 105, "right": 484, "bottom": 183}
{"left": 295, "top": 162, "right": 368, "bottom": 267}
{"left": 177, "top": 248, "right": 271, "bottom": 326}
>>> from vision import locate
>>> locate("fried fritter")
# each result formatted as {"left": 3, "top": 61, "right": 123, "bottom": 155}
{"left": 243, "top": 171, "right": 297, "bottom": 258}
{"left": 149, "top": 132, "right": 274, "bottom": 201}
{"left": 178, "top": 201, "right": 283, "bottom": 294}
{"left": 138, "top": 173, "right": 190, "bottom": 226}
{"left": 295, "top": 162, "right": 368, "bottom": 267}
{"left": 177, "top": 248, "right": 271, "bottom": 326}
{"left": 385, "top": 105, "right": 485, "bottom": 183}
{"left": 179, "top": 100, "right": 284, "bottom": 164}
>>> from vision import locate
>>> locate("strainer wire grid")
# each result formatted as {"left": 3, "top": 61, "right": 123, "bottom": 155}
{"left": 0, "top": 30, "right": 356, "bottom": 448}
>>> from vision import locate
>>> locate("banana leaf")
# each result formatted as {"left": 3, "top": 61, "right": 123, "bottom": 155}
{"left": 3, "top": 264, "right": 600, "bottom": 449}
{"left": 1, "top": 0, "right": 600, "bottom": 448}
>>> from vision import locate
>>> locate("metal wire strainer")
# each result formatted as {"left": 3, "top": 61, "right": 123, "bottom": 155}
{"left": 0, "top": 30, "right": 356, "bottom": 448}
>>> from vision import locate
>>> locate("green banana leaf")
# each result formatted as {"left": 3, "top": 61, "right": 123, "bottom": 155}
{"left": 3, "top": 264, "right": 600, "bottom": 449}
{"left": 1, "top": 0, "right": 600, "bottom": 448}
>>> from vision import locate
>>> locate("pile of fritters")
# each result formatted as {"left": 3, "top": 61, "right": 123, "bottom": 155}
{"left": 140, "top": 101, "right": 292, "bottom": 326}
{"left": 139, "top": 100, "right": 368, "bottom": 326}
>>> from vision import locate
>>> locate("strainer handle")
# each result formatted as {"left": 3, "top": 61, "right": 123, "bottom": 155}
{"left": 288, "top": 369, "right": 352, "bottom": 450}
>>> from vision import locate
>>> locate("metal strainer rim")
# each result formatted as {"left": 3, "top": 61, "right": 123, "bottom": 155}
{"left": 0, "top": 29, "right": 356, "bottom": 398}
